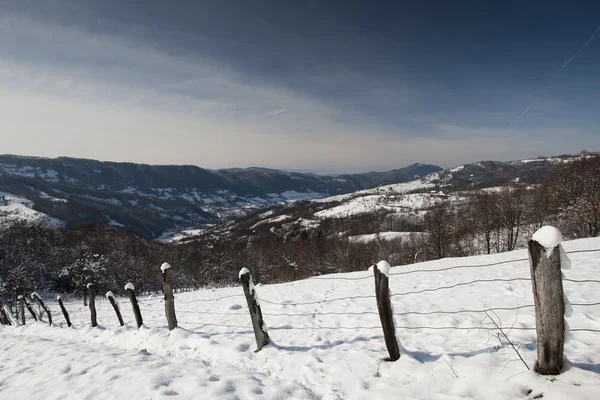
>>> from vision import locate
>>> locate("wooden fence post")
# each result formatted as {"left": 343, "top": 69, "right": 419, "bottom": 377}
{"left": 161, "top": 263, "right": 177, "bottom": 330}
{"left": 3, "top": 304, "right": 19, "bottom": 326}
{"left": 239, "top": 268, "right": 270, "bottom": 352}
{"left": 87, "top": 283, "right": 97, "bottom": 327}
{"left": 373, "top": 261, "right": 401, "bottom": 361}
{"left": 31, "top": 292, "right": 52, "bottom": 326}
{"left": 0, "top": 305, "right": 12, "bottom": 325}
{"left": 106, "top": 291, "right": 124, "bottom": 326}
{"left": 84, "top": 286, "right": 87, "bottom": 306}
{"left": 57, "top": 295, "right": 72, "bottom": 327}
{"left": 125, "top": 283, "right": 143, "bottom": 328}
{"left": 528, "top": 226, "right": 565, "bottom": 375}
{"left": 18, "top": 295, "right": 26, "bottom": 325}
{"left": 24, "top": 296, "right": 38, "bottom": 321}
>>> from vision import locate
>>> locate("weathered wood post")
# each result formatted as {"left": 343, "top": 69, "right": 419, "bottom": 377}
{"left": 239, "top": 268, "right": 270, "bottom": 352}
{"left": 24, "top": 296, "right": 38, "bottom": 321}
{"left": 106, "top": 291, "right": 124, "bottom": 326}
{"left": 161, "top": 263, "right": 178, "bottom": 330}
{"left": 528, "top": 226, "right": 566, "bottom": 375}
{"left": 3, "top": 304, "right": 19, "bottom": 326}
{"left": 373, "top": 261, "right": 401, "bottom": 361}
{"left": 87, "top": 283, "right": 97, "bottom": 327}
{"left": 1, "top": 305, "right": 12, "bottom": 325}
{"left": 125, "top": 283, "right": 143, "bottom": 328}
{"left": 31, "top": 292, "right": 52, "bottom": 326}
{"left": 57, "top": 295, "right": 72, "bottom": 327}
{"left": 84, "top": 285, "right": 87, "bottom": 306}
{"left": 18, "top": 295, "right": 26, "bottom": 325}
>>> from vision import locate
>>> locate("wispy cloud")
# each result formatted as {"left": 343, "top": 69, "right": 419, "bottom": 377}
{"left": 260, "top": 108, "right": 288, "bottom": 118}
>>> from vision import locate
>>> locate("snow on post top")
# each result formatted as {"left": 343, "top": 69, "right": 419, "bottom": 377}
{"left": 532, "top": 226, "right": 562, "bottom": 249}
{"left": 239, "top": 267, "right": 250, "bottom": 278}
{"left": 125, "top": 282, "right": 135, "bottom": 291}
{"left": 56, "top": 295, "right": 61, "bottom": 301}
{"left": 31, "top": 292, "right": 41, "bottom": 299}
{"left": 160, "top": 262, "right": 171, "bottom": 272}
{"left": 377, "top": 260, "right": 391, "bottom": 277}
{"left": 86, "top": 283, "right": 93, "bottom": 289}
{"left": 106, "top": 291, "right": 115, "bottom": 299}
{"left": 17, "top": 295, "right": 23, "bottom": 300}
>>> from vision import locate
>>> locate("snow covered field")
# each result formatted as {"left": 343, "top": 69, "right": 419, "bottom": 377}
{"left": 2, "top": 237, "right": 600, "bottom": 399}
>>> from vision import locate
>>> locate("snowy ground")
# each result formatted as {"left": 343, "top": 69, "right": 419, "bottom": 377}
{"left": 0, "top": 191, "right": 64, "bottom": 227}
{"left": 2, "top": 237, "right": 600, "bottom": 399}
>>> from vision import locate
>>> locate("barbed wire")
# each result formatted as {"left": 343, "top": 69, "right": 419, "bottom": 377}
{"left": 174, "top": 294, "right": 243, "bottom": 304}
{"left": 391, "top": 277, "right": 531, "bottom": 297}
{"left": 303, "top": 247, "right": 600, "bottom": 282}
{"left": 564, "top": 279, "right": 600, "bottom": 284}
{"left": 259, "top": 295, "right": 375, "bottom": 306}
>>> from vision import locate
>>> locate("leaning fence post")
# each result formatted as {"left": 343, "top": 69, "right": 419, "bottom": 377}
{"left": 161, "top": 263, "right": 177, "bottom": 330}
{"left": 239, "top": 268, "right": 270, "bottom": 352}
{"left": 87, "top": 283, "right": 97, "bottom": 327}
{"left": 3, "top": 304, "right": 20, "bottom": 326}
{"left": 125, "top": 283, "right": 143, "bottom": 328}
{"left": 31, "top": 292, "right": 52, "bottom": 326}
{"left": 528, "top": 226, "right": 566, "bottom": 375}
{"left": 24, "top": 296, "right": 38, "bottom": 321}
{"left": 18, "top": 295, "right": 26, "bottom": 325}
{"left": 373, "top": 261, "right": 401, "bottom": 361}
{"left": 0, "top": 306, "right": 9, "bottom": 325}
{"left": 57, "top": 295, "right": 72, "bottom": 327}
{"left": 106, "top": 291, "right": 124, "bottom": 326}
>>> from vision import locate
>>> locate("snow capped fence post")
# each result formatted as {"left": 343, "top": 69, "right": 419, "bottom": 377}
{"left": 18, "top": 295, "right": 26, "bottom": 325}
{"left": 373, "top": 261, "right": 401, "bottom": 361}
{"left": 528, "top": 226, "right": 566, "bottom": 375}
{"left": 87, "top": 284, "right": 97, "bottom": 327}
{"left": 125, "top": 283, "right": 143, "bottom": 328}
{"left": 161, "top": 263, "right": 177, "bottom": 330}
{"left": 57, "top": 296, "right": 72, "bottom": 328}
{"left": 239, "top": 268, "right": 270, "bottom": 352}
{"left": 24, "top": 296, "right": 37, "bottom": 321}
{"left": 106, "top": 291, "right": 124, "bottom": 327}
{"left": 31, "top": 292, "right": 52, "bottom": 326}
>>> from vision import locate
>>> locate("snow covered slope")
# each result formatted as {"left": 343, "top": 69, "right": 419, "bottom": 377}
{"left": 0, "top": 191, "right": 64, "bottom": 227}
{"left": 2, "top": 236, "right": 600, "bottom": 399}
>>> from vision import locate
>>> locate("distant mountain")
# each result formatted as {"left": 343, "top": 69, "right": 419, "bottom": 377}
{"left": 0, "top": 155, "right": 441, "bottom": 238}
{"left": 182, "top": 153, "right": 595, "bottom": 245}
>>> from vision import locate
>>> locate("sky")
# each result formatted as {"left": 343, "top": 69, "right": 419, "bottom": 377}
{"left": 1, "top": 0, "right": 599, "bottom": 173}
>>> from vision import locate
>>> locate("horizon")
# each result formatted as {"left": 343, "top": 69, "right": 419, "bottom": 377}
{"left": 1, "top": 1, "right": 599, "bottom": 173}
{"left": 2, "top": 150, "right": 595, "bottom": 177}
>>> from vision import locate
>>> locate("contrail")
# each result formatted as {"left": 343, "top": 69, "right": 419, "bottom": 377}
{"left": 509, "top": 24, "right": 600, "bottom": 128}
{"left": 509, "top": 95, "right": 540, "bottom": 128}
{"left": 558, "top": 24, "right": 600, "bottom": 73}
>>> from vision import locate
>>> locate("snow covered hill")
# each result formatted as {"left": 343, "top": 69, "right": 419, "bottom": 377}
{"left": 2, "top": 236, "right": 600, "bottom": 399}
{"left": 0, "top": 191, "right": 63, "bottom": 227}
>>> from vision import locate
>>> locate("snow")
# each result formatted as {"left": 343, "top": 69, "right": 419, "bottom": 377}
{"left": 315, "top": 192, "right": 449, "bottom": 219}
{"left": 125, "top": 282, "right": 135, "bottom": 291}
{"left": 106, "top": 291, "right": 115, "bottom": 300}
{"left": 532, "top": 225, "right": 563, "bottom": 249}
{"left": 376, "top": 260, "right": 391, "bottom": 277}
{"left": 0, "top": 191, "right": 65, "bottom": 227}
{"left": 532, "top": 226, "right": 563, "bottom": 251}
{"left": 2, "top": 237, "right": 600, "bottom": 399}
{"left": 348, "top": 231, "right": 428, "bottom": 243}
{"left": 239, "top": 267, "right": 250, "bottom": 278}
{"left": 250, "top": 214, "right": 291, "bottom": 229}
{"left": 160, "top": 262, "right": 171, "bottom": 272}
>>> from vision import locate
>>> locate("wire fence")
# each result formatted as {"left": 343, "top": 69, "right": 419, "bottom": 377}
{"left": 4, "top": 247, "right": 600, "bottom": 351}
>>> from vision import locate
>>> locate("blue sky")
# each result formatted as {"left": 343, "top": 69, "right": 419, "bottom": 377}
{"left": 1, "top": 0, "right": 599, "bottom": 173}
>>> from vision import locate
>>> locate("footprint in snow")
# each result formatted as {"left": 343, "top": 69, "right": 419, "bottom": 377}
{"left": 229, "top": 304, "right": 242, "bottom": 310}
